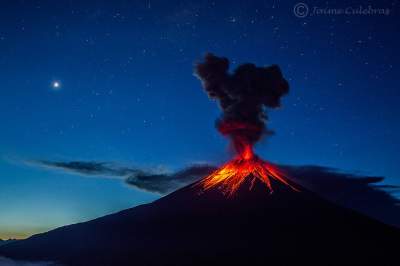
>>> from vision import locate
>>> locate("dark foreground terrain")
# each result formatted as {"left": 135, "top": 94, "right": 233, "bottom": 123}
{"left": 1, "top": 177, "right": 399, "bottom": 265}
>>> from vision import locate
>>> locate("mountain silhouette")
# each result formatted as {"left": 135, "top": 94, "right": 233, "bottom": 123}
{"left": 0, "top": 239, "right": 17, "bottom": 247}
{"left": 1, "top": 176, "right": 399, "bottom": 265}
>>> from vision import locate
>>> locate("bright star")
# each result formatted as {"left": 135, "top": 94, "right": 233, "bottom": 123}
{"left": 52, "top": 81, "right": 61, "bottom": 90}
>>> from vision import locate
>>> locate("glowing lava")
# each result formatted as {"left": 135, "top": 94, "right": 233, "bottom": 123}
{"left": 199, "top": 145, "right": 299, "bottom": 197}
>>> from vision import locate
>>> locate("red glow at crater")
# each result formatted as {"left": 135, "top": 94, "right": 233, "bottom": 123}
{"left": 198, "top": 144, "right": 299, "bottom": 197}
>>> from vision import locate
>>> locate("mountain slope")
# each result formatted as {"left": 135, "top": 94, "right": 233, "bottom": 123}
{"left": 1, "top": 177, "right": 399, "bottom": 265}
{"left": 0, "top": 239, "right": 17, "bottom": 247}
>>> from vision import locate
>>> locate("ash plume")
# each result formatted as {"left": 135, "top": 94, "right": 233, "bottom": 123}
{"left": 194, "top": 53, "right": 289, "bottom": 154}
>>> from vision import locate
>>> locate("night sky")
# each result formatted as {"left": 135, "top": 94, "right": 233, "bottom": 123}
{"left": 1, "top": 0, "right": 399, "bottom": 239}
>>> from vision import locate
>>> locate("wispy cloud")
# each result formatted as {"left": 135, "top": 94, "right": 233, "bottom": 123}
{"left": 27, "top": 160, "right": 139, "bottom": 178}
{"left": 23, "top": 159, "right": 400, "bottom": 227}
{"left": 282, "top": 165, "right": 400, "bottom": 228}
{"left": 27, "top": 160, "right": 216, "bottom": 194}
{"left": 125, "top": 164, "right": 217, "bottom": 193}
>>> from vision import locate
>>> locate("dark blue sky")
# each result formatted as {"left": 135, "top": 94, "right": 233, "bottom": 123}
{"left": 0, "top": 0, "right": 399, "bottom": 239}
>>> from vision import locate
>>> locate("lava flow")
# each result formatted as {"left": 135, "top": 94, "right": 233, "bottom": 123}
{"left": 199, "top": 144, "right": 299, "bottom": 197}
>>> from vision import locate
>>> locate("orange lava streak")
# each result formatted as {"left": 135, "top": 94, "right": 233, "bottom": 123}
{"left": 199, "top": 149, "right": 299, "bottom": 197}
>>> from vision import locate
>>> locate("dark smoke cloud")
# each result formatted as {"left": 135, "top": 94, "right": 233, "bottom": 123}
{"left": 126, "top": 165, "right": 216, "bottom": 193}
{"left": 282, "top": 165, "right": 400, "bottom": 228}
{"left": 28, "top": 160, "right": 215, "bottom": 194}
{"left": 194, "top": 53, "right": 289, "bottom": 154}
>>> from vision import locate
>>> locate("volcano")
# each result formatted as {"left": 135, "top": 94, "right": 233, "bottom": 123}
{"left": 1, "top": 54, "right": 399, "bottom": 265}
{"left": 1, "top": 167, "right": 399, "bottom": 266}
{"left": 197, "top": 145, "right": 299, "bottom": 196}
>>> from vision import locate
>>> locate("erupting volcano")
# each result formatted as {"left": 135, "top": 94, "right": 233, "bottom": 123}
{"left": 199, "top": 142, "right": 298, "bottom": 196}
{"left": 195, "top": 53, "right": 298, "bottom": 195}
{"left": 1, "top": 54, "right": 400, "bottom": 266}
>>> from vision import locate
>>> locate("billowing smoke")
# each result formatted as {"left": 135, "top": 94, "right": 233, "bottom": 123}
{"left": 194, "top": 53, "right": 289, "bottom": 155}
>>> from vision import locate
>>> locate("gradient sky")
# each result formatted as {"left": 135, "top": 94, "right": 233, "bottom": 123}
{"left": 1, "top": 0, "right": 399, "bottom": 239}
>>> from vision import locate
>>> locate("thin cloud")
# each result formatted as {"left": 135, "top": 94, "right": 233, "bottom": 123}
{"left": 28, "top": 160, "right": 216, "bottom": 194}
{"left": 27, "top": 160, "right": 138, "bottom": 178}
{"left": 24, "top": 159, "right": 399, "bottom": 227}
{"left": 126, "top": 165, "right": 217, "bottom": 193}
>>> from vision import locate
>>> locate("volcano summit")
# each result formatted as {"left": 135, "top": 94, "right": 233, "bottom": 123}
{"left": 197, "top": 146, "right": 299, "bottom": 197}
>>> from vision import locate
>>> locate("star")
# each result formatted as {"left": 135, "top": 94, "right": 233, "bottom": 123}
{"left": 52, "top": 81, "right": 61, "bottom": 90}
{"left": 228, "top": 16, "right": 237, "bottom": 23}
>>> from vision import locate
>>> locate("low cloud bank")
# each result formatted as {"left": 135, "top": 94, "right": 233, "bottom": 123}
{"left": 283, "top": 165, "right": 400, "bottom": 228}
{"left": 0, "top": 256, "right": 60, "bottom": 266}
{"left": 26, "top": 159, "right": 399, "bottom": 227}
{"left": 28, "top": 160, "right": 216, "bottom": 194}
